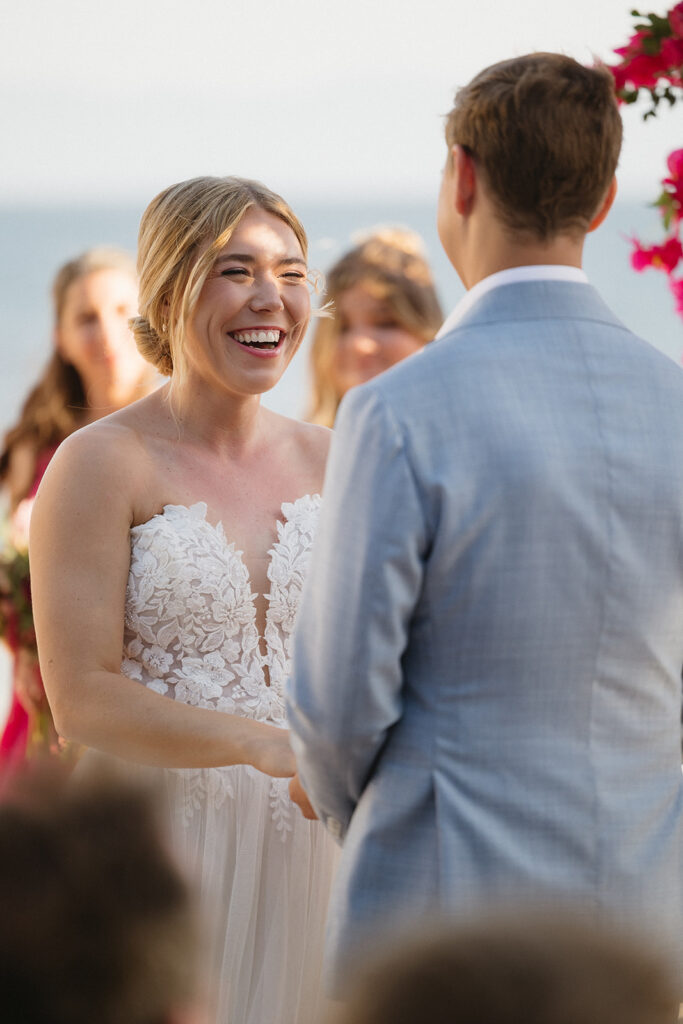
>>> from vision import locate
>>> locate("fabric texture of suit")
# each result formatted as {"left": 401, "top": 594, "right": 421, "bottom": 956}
{"left": 286, "top": 280, "right": 683, "bottom": 991}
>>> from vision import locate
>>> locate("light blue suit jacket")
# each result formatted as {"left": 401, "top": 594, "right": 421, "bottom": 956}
{"left": 286, "top": 281, "right": 683, "bottom": 990}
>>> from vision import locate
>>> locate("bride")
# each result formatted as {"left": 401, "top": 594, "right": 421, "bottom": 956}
{"left": 30, "top": 176, "right": 338, "bottom": 1024}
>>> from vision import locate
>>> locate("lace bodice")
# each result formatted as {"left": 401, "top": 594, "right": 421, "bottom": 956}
{"left": 122, "top": 494, "right": 321, "bottom": 726}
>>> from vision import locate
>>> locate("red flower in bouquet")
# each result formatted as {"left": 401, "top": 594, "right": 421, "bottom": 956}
{"left": 0, "top": 547, "right": 37, "bottom": 656}
{"left": 630, "top": 235, "right": 683, "bottom": 273}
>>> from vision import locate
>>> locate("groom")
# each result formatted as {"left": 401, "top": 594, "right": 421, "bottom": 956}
{"left": 287, "top": 53, "right": 683, "bottom": 990}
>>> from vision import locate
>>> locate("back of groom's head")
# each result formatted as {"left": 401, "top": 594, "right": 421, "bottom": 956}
{"left": 445, "top": 53, "right": 622, "bottom": 241}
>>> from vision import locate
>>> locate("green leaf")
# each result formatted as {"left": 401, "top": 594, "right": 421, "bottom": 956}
{"left": 650, "top": 13, "right": 672, "bottom": 33}
{"left": 620, "top": 88, "right": 640, "bottom": 103}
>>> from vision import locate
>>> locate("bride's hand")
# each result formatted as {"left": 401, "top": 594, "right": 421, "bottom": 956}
{"left": 249, "top": 724, "right": 296, "bottom": 778}
{"left": 289, "top": 773, "right": 318, "bottom": 820}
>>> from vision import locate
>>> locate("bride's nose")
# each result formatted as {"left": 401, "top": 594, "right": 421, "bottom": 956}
{"left": 250, "top": 275, "right": 284, "bottom": 312}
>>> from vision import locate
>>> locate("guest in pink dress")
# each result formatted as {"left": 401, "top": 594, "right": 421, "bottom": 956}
{"left": 0, "top": 247, "right": 157, "bottom": 772}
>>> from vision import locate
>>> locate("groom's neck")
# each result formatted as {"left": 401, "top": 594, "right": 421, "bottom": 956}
{"left": 456, "top": 214, "right": 585, "bottom": 291}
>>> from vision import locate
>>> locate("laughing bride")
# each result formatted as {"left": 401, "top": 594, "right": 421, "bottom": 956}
{"left": 30, "top": 176, "right": 338, "bottom": 1024}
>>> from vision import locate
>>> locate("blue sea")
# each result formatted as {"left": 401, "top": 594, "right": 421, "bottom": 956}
{"left": 0, "top": 198, "right": 681, "bottom": 436}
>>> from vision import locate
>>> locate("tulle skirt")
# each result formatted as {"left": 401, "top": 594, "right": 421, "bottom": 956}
{"left": 160, "top": 764, "right": 338, "bottom": 1024}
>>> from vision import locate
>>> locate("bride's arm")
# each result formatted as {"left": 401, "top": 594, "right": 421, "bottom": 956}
{"left": 30, "top": 427, "right": 293, "bottom": 774}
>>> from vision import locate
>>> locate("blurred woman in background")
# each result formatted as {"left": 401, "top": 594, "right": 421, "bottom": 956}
{"left": 308, "top": 227, "right": 443, "bottom": 427}
{"left": 0, "top": 247, "right": 157, "bottom": 771}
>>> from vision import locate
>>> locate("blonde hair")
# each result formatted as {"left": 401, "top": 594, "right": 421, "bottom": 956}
{"left": 0, "top": 247, "right": 139, "bottom": 506}
{"left": 308, "top": 227, "right": 443, "bottom": 427}
{"left": 131, "top": 176, "right": 309, "bottom": 384}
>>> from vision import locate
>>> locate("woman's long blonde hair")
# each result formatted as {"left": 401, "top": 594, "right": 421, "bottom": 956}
{"left": 130, "top": 176, "right": 309, "bottom": 388}
{"left": 307, "top": 227, "right": 443, "bottom": 427}
{"left": 0, "top": 247, "right": 139, "bottom": 504}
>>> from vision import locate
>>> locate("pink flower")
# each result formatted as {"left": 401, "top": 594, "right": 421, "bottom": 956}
{"left": 667, "top": 148, "right": 683, "bottom": 180}
{"left": 614, "top": 29, "right": 651, "bottom": 61}
{"left": 669, "top": 276, "right": 683, "bottom": 315}
{"left": 630, "top": 235, "right": 683, "bottom": 274}
{"left": 659, "top": 151, "right": 683, "bottom": 225}
{"left": 670, "top": 1, "right": 683, "bottom": 39}
{"left": 659, "top": 36, "right": 683, "bottom": 73}
{"left": 615, "top": 53, "right": 666, "bottom": 91}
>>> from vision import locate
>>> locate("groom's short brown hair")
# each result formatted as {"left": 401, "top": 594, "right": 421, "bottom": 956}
{"left": 445, "top": 53, "right": 622, "bottom": 240}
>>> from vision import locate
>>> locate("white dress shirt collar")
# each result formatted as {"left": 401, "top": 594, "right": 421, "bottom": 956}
{"left": 435, "top": 265, "right": 589, "bottom": 340}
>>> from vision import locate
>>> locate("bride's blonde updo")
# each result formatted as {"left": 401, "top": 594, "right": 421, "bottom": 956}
{"left": 131, "top": 176, "right": 309, "bottom": 381}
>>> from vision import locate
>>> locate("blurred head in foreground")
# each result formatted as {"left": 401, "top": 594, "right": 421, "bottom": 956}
{"left": 308, "top": 228, "right": 443, "bottom": 427}
{"left": 0, "top": 767, "right": 199, "bottom": 1024}
{"left": 330, "top": 910, "right": 678, "bottom": 1024}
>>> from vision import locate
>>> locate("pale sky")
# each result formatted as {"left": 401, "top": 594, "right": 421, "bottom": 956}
{"left": 1, "top": 0, "right": 680, "bottom": 204}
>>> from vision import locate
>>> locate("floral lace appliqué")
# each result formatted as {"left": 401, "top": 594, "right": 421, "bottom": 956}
{"left": 122, "top": 495, "right": 321, "bottom": 828}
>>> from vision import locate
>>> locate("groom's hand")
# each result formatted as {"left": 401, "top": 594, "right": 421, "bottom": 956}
{"left": 289, "top": 773, "right": 318, "bottom": 820}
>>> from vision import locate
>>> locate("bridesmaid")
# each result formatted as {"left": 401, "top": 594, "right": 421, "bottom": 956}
{"left": 308, "top": 227, "right": 443, "bottom": 427}
{"left": 0, "top": 248, "right": 157, "bottom": 772}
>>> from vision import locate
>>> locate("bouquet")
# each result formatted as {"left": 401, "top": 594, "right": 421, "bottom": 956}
{"left": 0, "top": 498, "right": 58, "bottom": 755}
{"left": 0, "top": 499, "right": 36, "bottom": 656}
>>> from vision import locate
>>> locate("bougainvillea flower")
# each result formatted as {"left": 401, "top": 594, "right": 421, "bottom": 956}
{"left": 659, "top": 151, "right": 683, "bottom": 225}
{"left": 614, "top": 30, "right": 652, "bottom": 60}
{"left": 670, "top": 1, "right": 683, "bottom": 38}
{"left": 613, "top": 49, "right": 678, "bottom": 91}
{"left": 630, "top": 235, "right": 683, "bottom": 273}
{"left": 659, "top": 36, "right": 683, "bottom": 72}
{"left": 667, "top": 149, "right": 683, "bottom": 180}
{"left": 669, "top": 276, "right": 683, "bottom": 314}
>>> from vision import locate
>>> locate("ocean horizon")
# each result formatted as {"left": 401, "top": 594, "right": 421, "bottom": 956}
{"left": 0, "top": 198, "right": 681, "bottom": 436}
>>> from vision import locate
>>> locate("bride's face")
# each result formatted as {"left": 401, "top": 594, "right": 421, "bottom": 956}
{"left": 184, "top": 207, "right": 310, "bottom": 396}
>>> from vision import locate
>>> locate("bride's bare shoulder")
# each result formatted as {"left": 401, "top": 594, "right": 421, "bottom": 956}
{"left": 38, "top": 390, "right": 169, "bottom": 508}
{"left": 266, "top": 410, "right": 332, "bottom": 470}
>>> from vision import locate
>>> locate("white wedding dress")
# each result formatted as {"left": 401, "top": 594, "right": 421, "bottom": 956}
{"left": 121, "top": 495, "right": 338, "bottom": 1024}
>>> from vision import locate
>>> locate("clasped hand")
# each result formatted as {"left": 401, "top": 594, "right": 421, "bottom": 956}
{"left": 289, "top": 773, "right": 318, "bottom": 820}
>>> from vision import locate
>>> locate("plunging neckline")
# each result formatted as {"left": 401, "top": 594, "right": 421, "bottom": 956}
{"left": 131, "top": 492, "right": 319, "bottom": 595}
{"left": 128, "top": 494, "right": 321, "bottom": 695}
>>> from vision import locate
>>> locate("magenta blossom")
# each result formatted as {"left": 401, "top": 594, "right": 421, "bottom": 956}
{"left": 670, "top": 1, "right": 683, "bottom": 38}
{"left": 667, "top": 148, "right": 683, "bottom": 179}
{"left": 660, "top": 150, "right": 683, "bottom": 225}
{"left": 670, "top": 276, "right": 683, "bottom": 313}
{"left": 630, "top": 235, "right": 683, "bottom": 273}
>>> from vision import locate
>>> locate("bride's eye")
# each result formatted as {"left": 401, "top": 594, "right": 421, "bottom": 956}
{"left": 221, "top": 268, "right": 249, "bottom": 277}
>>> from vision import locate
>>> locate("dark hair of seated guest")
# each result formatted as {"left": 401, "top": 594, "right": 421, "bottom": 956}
{"left": 0, "top": 766, "right": 198, "bottom": 1024}
{"left": 331, "top": 909, "right": 679, "bottom": 1024}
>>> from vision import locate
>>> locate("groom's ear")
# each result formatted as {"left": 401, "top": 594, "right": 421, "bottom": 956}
{"left": 587, "top": 176, "right": 617, "bottom": 233}
{"left": 453, "top": 145, "right": 477, "bottom": 217}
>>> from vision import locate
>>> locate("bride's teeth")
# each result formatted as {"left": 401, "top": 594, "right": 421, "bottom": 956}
{"left": 233, "top": 330, "right": 280, "bottom": 346}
